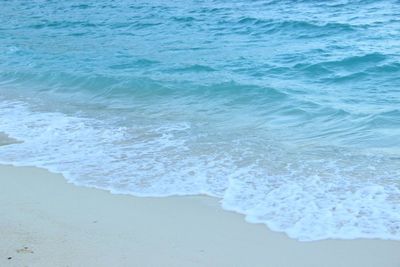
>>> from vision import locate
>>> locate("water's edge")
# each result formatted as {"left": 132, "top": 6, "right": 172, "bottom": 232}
{"left": 0, "top": 131, "right": 398, "bottom": 243}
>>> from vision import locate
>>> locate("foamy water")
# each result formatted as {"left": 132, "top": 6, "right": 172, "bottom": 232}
{"left": 0, "top": 0, "right": 399, "bottom": 241}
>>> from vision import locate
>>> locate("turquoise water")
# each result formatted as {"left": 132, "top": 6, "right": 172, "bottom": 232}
{"left": 0, "top": 0, "right": 399, "bottom": 241}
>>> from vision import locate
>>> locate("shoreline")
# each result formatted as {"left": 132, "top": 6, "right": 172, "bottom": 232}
{"left": 1, "top": 164, "right": 400, "bottom": 266}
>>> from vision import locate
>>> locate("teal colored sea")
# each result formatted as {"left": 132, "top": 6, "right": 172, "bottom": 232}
{"left": 0, "top": 0, "right": 399, "bottom": 241}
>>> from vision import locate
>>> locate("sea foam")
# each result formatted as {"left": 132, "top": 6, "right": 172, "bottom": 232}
{"left": 1, "top": 0, "right": 400, "bottom": 241}
{"left": 0, "top": 99, "right": 399, "bottom": 241}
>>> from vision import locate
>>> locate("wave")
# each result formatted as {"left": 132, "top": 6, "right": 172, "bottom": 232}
{"left": 0, "top": 98, "right": 399, "bottom": 241}
{"left": 0, "top": 71, "right": 289, "bottom": 103}
{"left": 1, "top": 0, "right": 400, "bottom": 242}
{"left": 0, "top": 69, "right": 398, "bottom": 150}
{"left": 223, "top": 17, "right": 360, "bottom": 37}
{"left": 294, "top": 53, "right": 387, "bottom": 72}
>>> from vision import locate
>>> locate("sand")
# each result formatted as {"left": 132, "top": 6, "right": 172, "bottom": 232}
{"left": 0, "top": 164, "right": 399, "bottom": 267}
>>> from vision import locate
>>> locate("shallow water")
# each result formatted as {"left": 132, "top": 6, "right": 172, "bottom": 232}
{"left": 0, "top": 0, "right": 399, "bottom": 241}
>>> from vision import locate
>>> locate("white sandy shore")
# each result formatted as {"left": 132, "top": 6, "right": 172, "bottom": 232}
{"left": 0, "top": 164, "right": 399, "bottom": 267}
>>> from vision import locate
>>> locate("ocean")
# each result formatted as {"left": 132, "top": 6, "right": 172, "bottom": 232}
{"left": 0, "top": 0, "right": 399, "bottom": 241}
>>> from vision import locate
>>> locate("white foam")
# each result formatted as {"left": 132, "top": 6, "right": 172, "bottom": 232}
{"left": 0, "top": 98, "right": 399, "bottom": 241}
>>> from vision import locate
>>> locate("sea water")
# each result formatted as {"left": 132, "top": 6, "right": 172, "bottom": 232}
{"left": 0, "top": 0, "right": 399, "bottom": 241}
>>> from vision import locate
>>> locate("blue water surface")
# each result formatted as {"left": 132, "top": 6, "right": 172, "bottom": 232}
{"left": 0, "top": 0, "right": 399, "bottom": 241}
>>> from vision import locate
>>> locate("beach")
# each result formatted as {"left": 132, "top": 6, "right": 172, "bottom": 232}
{"left": 1, "top": 0, "right": 400, "bottom": 244}
{"left": 1, "top": 0, "right": 400, "bottom": 266}
{"left": 1, "top": 164, "right": 399, "bottom": 267}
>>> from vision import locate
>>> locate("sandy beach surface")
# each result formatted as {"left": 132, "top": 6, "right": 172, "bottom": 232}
{"left": 1, "top": 164, "right": 399, "bottom": 267}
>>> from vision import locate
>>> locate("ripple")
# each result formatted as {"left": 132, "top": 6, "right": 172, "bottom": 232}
{"left": 0, "top": 0, "right": 399, "bottom": 241}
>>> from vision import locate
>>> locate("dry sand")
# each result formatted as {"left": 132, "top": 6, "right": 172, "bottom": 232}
{"left": 1, "top": 164, "right": 399, "bottom": 267}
